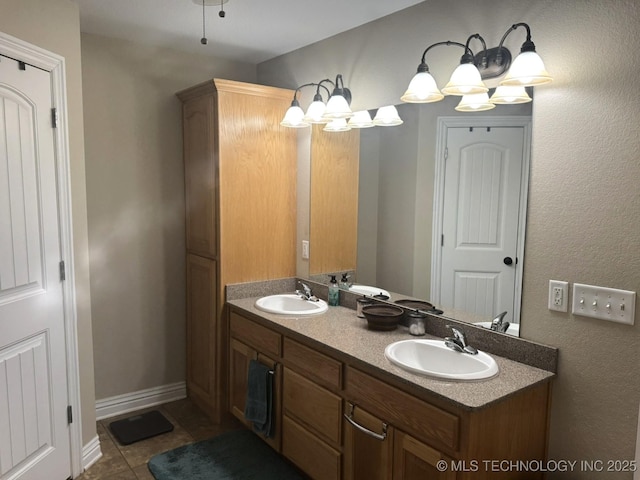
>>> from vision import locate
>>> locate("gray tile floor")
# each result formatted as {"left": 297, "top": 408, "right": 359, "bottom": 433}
{"left": 77, "top": 398, "right": 244, "bottom": 480}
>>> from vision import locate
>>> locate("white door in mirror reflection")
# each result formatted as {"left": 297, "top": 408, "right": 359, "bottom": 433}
{"left": 438, "top": 126, "right": 526, "bottom": 323}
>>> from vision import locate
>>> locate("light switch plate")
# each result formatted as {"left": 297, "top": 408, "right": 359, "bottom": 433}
{"left": 301, "top": 240, "right": 310, "bottom": 260}
{"left": 571, "top": 283, "right": 636, "bottom": 325}
{"left": 548, "top": 280, "right": 569, "bottom": 312}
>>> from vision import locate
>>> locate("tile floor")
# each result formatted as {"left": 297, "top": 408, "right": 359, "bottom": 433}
{"left": 76, "top": 398, "right": 244, "bottom": 480}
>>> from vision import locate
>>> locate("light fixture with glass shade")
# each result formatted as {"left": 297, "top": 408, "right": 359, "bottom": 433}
{"left": 401, "top": 41, "right": 465, "bottom": 103}
{"left": 455, "top": 93, "right": 496, "bottom": 112}
{"left": 373, "top": 105, "right": 404, "bottom": 126}
{"left": 497, "top": 23, "right": 552, "bottom": 87}
{"left": 303, "top": 83, "right": 332, "bottom": 124}
{"left": 348, "top": 110, "right": 375, "bottom": 128}
{"left": 489, "top": 85, "right": 532, "bottom": 104}
{"left": 441, "top": 34, "right": 489, "bottom": 96}
{"left": 280, "top": 97, "right": 309, "bottom": 128}
{"left": 401, "top": 21, "right": 550, "bottom": 112}
{"left": 323, "top": 74, "right": 353, "bottom": 119}
{"left": 323, "top": 118, "right": 351, "bottom": 132}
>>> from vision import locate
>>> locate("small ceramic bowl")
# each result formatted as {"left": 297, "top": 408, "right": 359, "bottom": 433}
{"left": 361, "top": 305, "right": 404, "bottom": 331}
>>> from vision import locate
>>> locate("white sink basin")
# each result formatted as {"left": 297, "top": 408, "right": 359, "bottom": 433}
{"left": 474, "top": 321, "right": 520, "bottom": 336}
{"left": 348, "top": 285, "right": 390, "bottom": 298}
{"left": 384, "top": 339, "right": 499, "bottom": 381}
{"left": 255, "top": 294, "right": 328, "bottom": 316}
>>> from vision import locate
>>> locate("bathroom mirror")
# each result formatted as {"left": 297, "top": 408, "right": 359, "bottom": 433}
{"left": 305, "top": 95, "right": 533, "bottom": 336}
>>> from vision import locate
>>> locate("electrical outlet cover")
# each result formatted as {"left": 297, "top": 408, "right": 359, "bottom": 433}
{"left": 548, "top": 280, "right": 569, "bottom": 312}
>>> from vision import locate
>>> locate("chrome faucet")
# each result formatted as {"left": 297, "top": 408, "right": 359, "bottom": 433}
{"left": 490, "top": 311, "right": 510, "bottom": 333}
{"left": 444, "top": 325, "right": 478, "bottom": 355}
{"left": 296, "top": 281, "right": 319, "bottom": 302}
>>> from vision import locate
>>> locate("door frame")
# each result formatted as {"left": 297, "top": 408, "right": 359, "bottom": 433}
{"left": 431, "top": 116, "right": 532, "bottom": 324}
{"left": 0, "top": 32, "right": 83, "bottom": 477}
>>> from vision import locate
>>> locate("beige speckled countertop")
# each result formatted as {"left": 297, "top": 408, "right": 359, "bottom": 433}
{"left": 228, "top": 296, "right": 555, "bottom": 411}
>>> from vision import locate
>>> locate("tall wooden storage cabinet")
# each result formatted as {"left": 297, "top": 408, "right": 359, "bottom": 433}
{"left": 177, "top": 79, "right": 297, "bottom": 421}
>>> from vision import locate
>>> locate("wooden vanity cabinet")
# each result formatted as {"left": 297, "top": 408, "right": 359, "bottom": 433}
{"left": 227, "top": 307, "right": 551, "bottom": 480}
{"left": 177, "top": 79, "right": 297, "bottom": 422}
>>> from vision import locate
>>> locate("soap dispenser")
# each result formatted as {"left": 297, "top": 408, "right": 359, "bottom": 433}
{"left": 328, "top": 275, "right": 340, "bottom": 306}
{"left": 340, "top": 273, "right": 351, "bottom": 290}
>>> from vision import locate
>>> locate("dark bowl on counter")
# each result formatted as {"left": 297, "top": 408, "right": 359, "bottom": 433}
{"left": 361, "top": 305, "right": 404, "bottom": 331}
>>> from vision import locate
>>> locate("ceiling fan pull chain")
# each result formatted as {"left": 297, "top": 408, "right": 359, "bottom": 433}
{"left": 201, "top": 0, "right": 207, "bottom": 45}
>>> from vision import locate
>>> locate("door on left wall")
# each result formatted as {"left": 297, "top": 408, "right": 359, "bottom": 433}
{"left": 0, "top": 55, "right": 72, "bottom": 479}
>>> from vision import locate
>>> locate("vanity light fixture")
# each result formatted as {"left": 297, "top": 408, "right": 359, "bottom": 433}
{"left": 281, "top": 75, "right": 352, "bottom": 129}
{"left": 402, "top": 22, "right": 551, "bottom": 111}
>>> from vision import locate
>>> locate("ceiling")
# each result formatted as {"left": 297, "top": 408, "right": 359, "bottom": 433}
{"left": 75, "top": 0, "right": 426, "bottom": 64}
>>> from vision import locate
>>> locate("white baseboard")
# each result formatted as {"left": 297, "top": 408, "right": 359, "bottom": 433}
{"left": 82, "top": 435, "right": 102, "bottom": 471}
{"left": 95, "top": 382, "right": 187, "bottom": 420}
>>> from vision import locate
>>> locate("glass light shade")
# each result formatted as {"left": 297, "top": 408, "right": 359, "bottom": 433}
{"left": 489, "top": 86, "right": 532, "bottom": 104}
{"left": 280, "top": 105, "right": 309, "bottom": 128}
{"left": 303, "top": 100, "right": 329, "bottom": 124}
{"left": 348, "top": 110, "right": 375, "bottom": 128}
{"left": 442, "top": 63, "right": 488, "bottom": 96}
{"left": 373, "top": 105, "right": 403, "bottom": 126}
{"left": 455, "top": 93, "right": 496, "bottom": 112}
{"left": 500, "top": 51, "right": 552, "bottom": 86}
{"left": 401, "top": 72, "right": 444, "bottom": 103}
{"left": 323, "top": 94, "right": 353, "bottom": 119}
{"left": 323, "top": 118, "right": 351, "bottom": 132}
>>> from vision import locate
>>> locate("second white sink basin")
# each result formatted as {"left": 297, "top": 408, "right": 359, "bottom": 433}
{"left": 348, "top": 285, "right": 390, "bottom": 298}
{"left": 384, "top": 339, "right": 499, "bottom": 381}
{"left": 255, "top": 294, "right": 328, "bottom": 316}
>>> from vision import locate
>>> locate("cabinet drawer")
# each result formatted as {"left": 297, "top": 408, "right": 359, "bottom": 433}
{"left": 284, "top": 337, "right": 342, "bottom": 389}
{"left": 283, "top": 368, "right": 342, "bottom": 446}
{"left": 282, "top": 415, "right": 341, "bottom": 480}
{"left": 346, "top": 366, "right": 459, "bottom": 452}
{"left": 229, "top": 312, "right": 281, "bottom": 357}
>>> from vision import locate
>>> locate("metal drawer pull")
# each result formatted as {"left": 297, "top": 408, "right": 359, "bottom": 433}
{"left": 344, "top": 403, "right": 387, "bottom": 441}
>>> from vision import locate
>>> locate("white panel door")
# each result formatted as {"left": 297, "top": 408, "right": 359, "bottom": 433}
{"left": 0, "top": 57, "right": 71, "bottom": 479}
{"left": 439, "top": 126, "right": 525, "bottom": 322}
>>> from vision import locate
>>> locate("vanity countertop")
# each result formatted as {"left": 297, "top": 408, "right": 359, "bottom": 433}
{"left": 228, "top": 297, "right": 554, "bottom": 411}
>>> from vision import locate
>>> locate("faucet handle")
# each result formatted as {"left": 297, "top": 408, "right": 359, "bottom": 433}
{"left": 445, "top": 325, "right": 478, "bottom": 355}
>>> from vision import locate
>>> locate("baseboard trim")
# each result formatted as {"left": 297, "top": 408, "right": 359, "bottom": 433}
{"left": 95, "top": 382, "right": 187, "bottom": 420}
{"left": 82, "top": 435, "right": 102, "bottom": 471}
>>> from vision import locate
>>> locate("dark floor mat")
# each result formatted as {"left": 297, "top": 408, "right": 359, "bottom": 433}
{"left": 109, "top": 410, "right": 174, "bottom": 445}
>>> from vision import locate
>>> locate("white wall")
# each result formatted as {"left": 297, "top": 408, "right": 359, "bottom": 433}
{"left": 81, "top": 33, "right": 256, "bottom": 400}
{"left": 258, "top": 0, "right": 640, "bottom": 476}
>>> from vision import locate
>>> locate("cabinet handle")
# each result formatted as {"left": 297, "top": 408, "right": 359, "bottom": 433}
{"left": 344, "top": 403, "right": 387, "bottom": 441}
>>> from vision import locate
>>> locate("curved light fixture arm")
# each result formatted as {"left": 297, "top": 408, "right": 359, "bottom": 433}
{"left": 496, "top": 22, "right": 534, "bottom": 65}
{"left": 415, "top": 41, "right": 468, "bottom": 73}
{"left": 288, "top": 81, "right": 332, "bottom": 106}
{"left": 463, "top": 33, "right": 487, "bottom": 66}
{"left": 327, "top": 74, "right": 352, "bottom": 105}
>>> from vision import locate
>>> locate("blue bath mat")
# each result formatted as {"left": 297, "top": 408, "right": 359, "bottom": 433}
{"left": 148, "top": 429, "right": 305, "bottom": 480}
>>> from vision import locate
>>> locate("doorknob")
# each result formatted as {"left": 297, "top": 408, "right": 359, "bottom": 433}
{"left": 503, "top": 257, "right": 513, "bottom": 266}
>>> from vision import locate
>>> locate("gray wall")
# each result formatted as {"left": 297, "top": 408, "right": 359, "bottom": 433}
{"left": 258, "top": 0, "right": 640, "bottom": 476}
{"left": 81, "top": 33, "right": 256, "bottom": 400}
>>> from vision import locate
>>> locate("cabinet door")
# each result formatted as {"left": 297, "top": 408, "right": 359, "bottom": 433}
{"left": 343, "top": 403, "right": 394, "bottom": 480}
{"left": 186, "top": 254, "right": 217, "bottom": 414}
{"left": 229, "top": 338, "right": 257, "bottom": 425}
{"left": 229, "top": 339, "right": 281, "bottom": 451}
{"left": 393, "top": 430, "right": 456, "bottom": 480}
{"left": 183, "top": 95, "right": 216, "bottom": 258}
